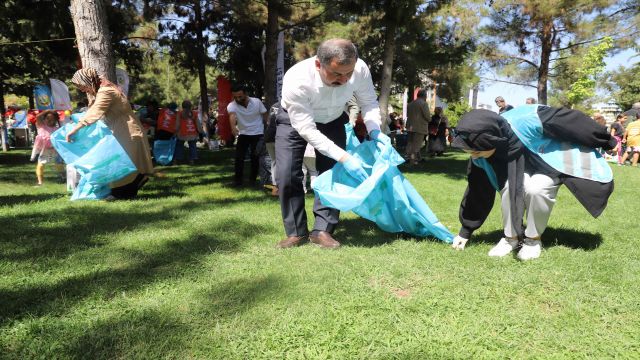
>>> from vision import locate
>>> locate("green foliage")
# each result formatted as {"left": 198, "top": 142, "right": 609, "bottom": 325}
{"left": 297, "top": 0, "right": 478, "bottom": 101}
{"left": 442, "top": 100, "right": 471, "bottom": 127}
{"left": 129, "top": 53, "right": 218, "bottom": 107}
{"left": 0, "top": 0, "right": 77, "bottom": 97}
{"left": 479, "top": 1, "right": 633, "bottom": 104}
{"left": 1, "top": 149, "right": 639, "bottom": 358}
{"left": 3, "top": 94, "right": 29, "bottom": 108}
{"left": 605, "top": 62, "right": 640, "bottom": 110}
{"left": 566, "top": 37, "right": 613, "bottom": 107}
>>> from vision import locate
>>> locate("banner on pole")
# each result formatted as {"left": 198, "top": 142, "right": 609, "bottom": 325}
{"left": 276, "top": 31, "right": 285, "bottom": 101}
{"left": 34, "top": 85, "right": 54, "bottom": 110}
{"left": 50, "top": 79, "right": 72, "bottom": 110}
{"left": 217, "top": 75, "right": 233, "bottom": 144}
{"left": 402, "top": 88, "right": 408, "bottom": 121}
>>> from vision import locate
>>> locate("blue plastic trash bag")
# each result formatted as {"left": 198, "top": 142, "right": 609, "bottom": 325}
{"left": 69, "top": 112, "right": 84, "bottom": 123}
{"left": 312, "top": 124, "right": 454, "bottom": 242}
{"left": 51, "top": 118, "right": 137, "bottom": 200}
{"left": 153, "top": 137, "right": 176, "bottom": 165}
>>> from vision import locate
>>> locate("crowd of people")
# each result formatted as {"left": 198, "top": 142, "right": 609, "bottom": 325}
{"left": 4, "top": 38, "right": 635, "bottom": 261}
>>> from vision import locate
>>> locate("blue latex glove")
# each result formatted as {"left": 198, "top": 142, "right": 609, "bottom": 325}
{"left": 369, "top": 129, "right": 391, "bottom": 144}
{"left": 342, "top": 155, "right": 368, "bottom": 182}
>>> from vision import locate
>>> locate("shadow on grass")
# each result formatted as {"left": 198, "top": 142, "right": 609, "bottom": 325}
{"left": 0, "top": 150, "right": 31, "bottom": 165}
{"left": 197, "top": 275, "right": 283, "bottom": 318}
{"left": 470, "top": 227, "right": 602, "bottom": 250}
{"left": 0, "top": 213, "right": 270, "bottom": 325}
{"left": 334, "top": 217, "right": 445, "bottom": 248}
{"left": 1, "top": 196, "right": 272, "bottom": 262}
{"left": 62, "top": 308, "right": 190, "bottom": 359}
{"left": 0, "top": 193, "right": 67, "bottom": 207}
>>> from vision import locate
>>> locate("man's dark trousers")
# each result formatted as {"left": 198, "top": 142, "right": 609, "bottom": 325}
{"left": 275, "top": 109, "right": 348, "bottom": 237}
{"left": 234, "top": 134, "right": 262, "bottom": 186}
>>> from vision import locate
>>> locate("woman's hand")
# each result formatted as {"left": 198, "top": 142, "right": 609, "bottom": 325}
{"left": 65, "top": 124, "right": 82, "bottom": 142}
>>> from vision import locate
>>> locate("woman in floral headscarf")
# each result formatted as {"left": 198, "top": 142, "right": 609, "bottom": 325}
{"left": 66, "top": 68, "right": 153, "bottom": 199}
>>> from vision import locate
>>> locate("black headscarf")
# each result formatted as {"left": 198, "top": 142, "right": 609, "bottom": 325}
{"left": 452, "top": 109, "right": 527, "bottom": 240}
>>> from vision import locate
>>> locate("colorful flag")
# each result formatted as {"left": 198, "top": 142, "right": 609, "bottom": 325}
{"left": 50, "top": 79, "right": 72, "bottom": 110}
{"left": 34, "top": 84, "right": 54, "bottom": 110}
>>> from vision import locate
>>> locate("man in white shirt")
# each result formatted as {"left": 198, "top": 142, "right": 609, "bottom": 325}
{"left": 227, "top": 85, "right": 268, "bottom": 186}
{"left": 275, "top": 38, "right": 388, "bottom": 249}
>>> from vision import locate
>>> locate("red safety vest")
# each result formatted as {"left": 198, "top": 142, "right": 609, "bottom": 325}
{"left": 178, "top": 111, "right": 199, "bottom": 137}
{"left": 157, "top": 108, "right": 177, "bottom": 133}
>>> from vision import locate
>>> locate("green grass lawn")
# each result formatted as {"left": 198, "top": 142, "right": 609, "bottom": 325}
{"left": 1, "top": 148, "right": 639, "bottom": 359}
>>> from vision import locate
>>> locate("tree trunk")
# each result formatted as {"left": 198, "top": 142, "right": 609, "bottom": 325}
{"left": 537, "top": 21, "right": 553, "bottom": 105}
{"left": 69, "top": 0, "right": 116, "bottom": 82}
{"left": 0, "top": 81, "right": 7, "bottom": 152}
{"left": 28, "top": 93, "right": 35, "bottom": 110}
{"left": 378, "top": 15, "right": 397, "bottom": 131}
{"left": 264, "top": 0, "right": 280, "bottom": 109}
{"left": 194, "top": 0, "right": 210, "bottom": 136}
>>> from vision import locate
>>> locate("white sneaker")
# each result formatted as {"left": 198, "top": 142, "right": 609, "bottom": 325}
{"left": 517, "top": 238, "right": 542, "bottom": 261}
{"left": 488, "top": 238, "right": 519, "bottom": 257}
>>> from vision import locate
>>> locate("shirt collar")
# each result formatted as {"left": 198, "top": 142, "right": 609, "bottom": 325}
{"left": 311, "top": 56, "right": 327, "bottom": 89}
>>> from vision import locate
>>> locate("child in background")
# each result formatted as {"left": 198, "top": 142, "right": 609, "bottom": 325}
{"left": 174, "top": 100, "right": 203, "bottom": 165}
{"left": 620, "top": 112, "right": 640, "bottom": 167}
{"left": 30, "top": 110, "right": 64, "bottom": 185}
{"left": 610, "top": 114, "right": 626, "bottom": 164}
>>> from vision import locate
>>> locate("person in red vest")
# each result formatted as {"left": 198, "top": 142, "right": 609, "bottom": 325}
{"left": 155, "top": 102, "right": 178, "bottom": 140}
{"left": 174, "top": 100, "right": 202, "bottom": 165}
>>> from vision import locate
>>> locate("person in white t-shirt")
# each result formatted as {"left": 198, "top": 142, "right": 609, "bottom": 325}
{"left": 274, "top": 38, "right": 389, "bottom": 249}
{"left": 227, "top": 85, "right": 268, "bottom": 186}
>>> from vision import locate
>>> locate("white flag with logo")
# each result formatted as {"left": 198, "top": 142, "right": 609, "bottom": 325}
{"left": 402, "top": 88, "right": 408, "bottom": 122}
{"left": 49, "top": 79, "right": 72, "bottom": 110}
{"left": 116, "top": 68, "right": 130, "bottom": 97}
{"left": 276, "top": 31, "right": 285, "bottom": 101}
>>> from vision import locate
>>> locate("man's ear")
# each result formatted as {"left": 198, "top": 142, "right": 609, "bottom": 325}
{"left": 315, "top": 59, "right": 321, "bottom": 71}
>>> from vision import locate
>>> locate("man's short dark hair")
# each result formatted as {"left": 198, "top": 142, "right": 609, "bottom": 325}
{"left": 317, "top": 39, "right": 358, "bottom": 66}
{"left": 231, "top": 84, "right": 246, "bottom": 93}
{"left": 416, "top": 89, "right": 427, "bottom": 98}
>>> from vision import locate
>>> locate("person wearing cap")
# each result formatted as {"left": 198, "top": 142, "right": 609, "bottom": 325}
{"left": 450, "top": 105, "right": 616, "bottom": 260}
{"left": 495, "top": 96, "right": 514, "bottom": 114}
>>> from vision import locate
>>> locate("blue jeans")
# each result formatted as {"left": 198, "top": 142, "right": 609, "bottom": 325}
{"left": 175, "top": 140, "right": 197, "bottom": 161}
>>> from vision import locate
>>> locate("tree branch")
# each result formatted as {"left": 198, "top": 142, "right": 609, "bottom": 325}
{"left": 119, "top": 36, "right": 160, "bottom": 42}
{"left": 479, "top": 76, "right": 537, "bottom": 88}
{"left": 552, "top": 25, "right": 640, "bottom": 53}
{"left": 280, "top": 8, "right": 328, "bottom": 31}
{"left": 513, "top": 56, "right": 539, "bottom": 69}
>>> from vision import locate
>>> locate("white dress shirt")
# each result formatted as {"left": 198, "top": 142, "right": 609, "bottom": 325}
{"left": 281, "top": 56, "right": 381, "bottom": 161}
{"left": 227, "top": 97, "right": 267, "bottom": 136}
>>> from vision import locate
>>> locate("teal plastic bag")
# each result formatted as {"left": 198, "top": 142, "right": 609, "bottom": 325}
{"left": 51, "top": 118, "right": 137, "bottom": 200}
{"left": 51, "top": 114, "right": 112, "bottom": 163}
{"left": 312, "top": 124, "right": 454, "bottom": 242}
{"left": 153, "top": 137, "right": 176, "bottom": 165}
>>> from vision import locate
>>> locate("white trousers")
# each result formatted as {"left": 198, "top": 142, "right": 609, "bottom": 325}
{"left": 501, "top": 173, "right": 561, "bottom": 239}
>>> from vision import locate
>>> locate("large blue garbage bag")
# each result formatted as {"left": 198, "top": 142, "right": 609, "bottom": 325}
{"left": 51, "top": 118, "right": 137, "bottom": 200}
{"left": 312, "top": 124, "right": 454, "bottom": 242}
{"left": 153, "top": 137, "right": 176, "bottom": 165}
{"left": 70, "top": 112, "right": 84, "bottom": 123}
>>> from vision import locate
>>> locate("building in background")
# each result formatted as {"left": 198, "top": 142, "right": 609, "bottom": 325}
{"left": 592, "top": 101, "right": 623, "bottom": 125}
